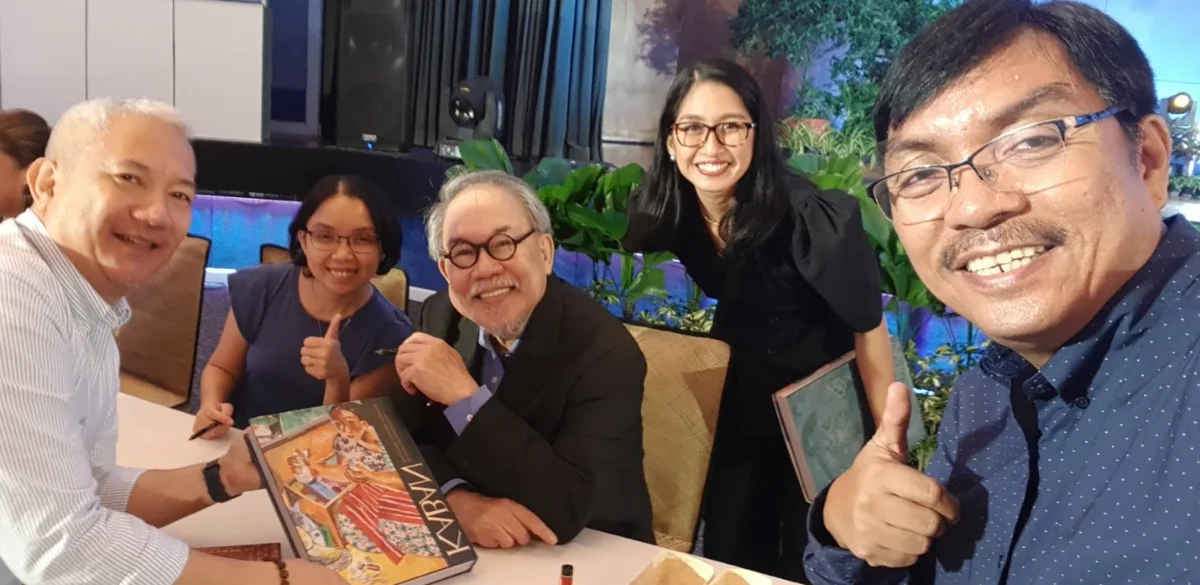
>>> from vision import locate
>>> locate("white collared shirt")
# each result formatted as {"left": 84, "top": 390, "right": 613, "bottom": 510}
{"left": 0, "top": 211, "right": 189, "bottom": 585}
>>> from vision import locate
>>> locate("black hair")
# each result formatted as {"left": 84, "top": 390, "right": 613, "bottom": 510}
{"left": 875, "top": 0, "right": 1157, "bottom": 146}
{"left": 623, "top": 58, "right": 791, "bottom": 255}
{"left": 287, "top": 174, "right": 402, "bottom": 276}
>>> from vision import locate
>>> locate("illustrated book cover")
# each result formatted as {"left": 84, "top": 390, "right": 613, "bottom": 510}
{"left": 772, "top": 339, "right": 926, "bottom": 502}
{"left": 245, "top": 398, "right": 477, "bottom": 585}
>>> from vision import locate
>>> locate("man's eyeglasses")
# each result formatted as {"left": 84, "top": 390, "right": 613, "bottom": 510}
{"left": 444, "top": 228, "right": 537, "bottom": 269}
{"left": 868, "top": 106, "right": 1128, "bottom": 222}
{"left": 304, "top": 229, "right": 380, "bottom": 254}
{"left": 671, "top": 121, "right": 756, "bottom": 148}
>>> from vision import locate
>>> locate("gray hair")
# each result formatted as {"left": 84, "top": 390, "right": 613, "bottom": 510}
{"left": 425, "top": 170, "right": 553, "bottom": 261}
{"left": 45, "top": 98, "right": 190, "bottom": 167}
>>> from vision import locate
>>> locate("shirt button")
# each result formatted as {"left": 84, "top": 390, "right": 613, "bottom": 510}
{"left": 466, "top": 414, "right": 473, "bottom": 422}
{"left": 491, "top": 377, "right": 498, "bottom": 384}
{"left": 1073, "top": 396, "right": 1091, "bottom": 409}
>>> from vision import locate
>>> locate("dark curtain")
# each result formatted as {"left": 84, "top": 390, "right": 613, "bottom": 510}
{"left": 408, "top": 0, "right": 612, "bottom": 162}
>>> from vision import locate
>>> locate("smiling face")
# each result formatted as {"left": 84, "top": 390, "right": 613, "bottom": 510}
{"left": 667, "top": 81, "right": 756, "bottom": 203}
{"left": 29, "top": 113, "right": 196, "bottom": 303}
{"left": 886, "top": 30, "right": 1171, "bottom": 356}
{"left": 437, "top": 183, "right": 554, "bottom": 341}
{"left": 299, "top": 193, "right": 382, "bottom": 296}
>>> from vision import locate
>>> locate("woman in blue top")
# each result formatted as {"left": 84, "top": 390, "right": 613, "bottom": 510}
{"left": 193, "top": 175, "right": 413, "bottom": 437}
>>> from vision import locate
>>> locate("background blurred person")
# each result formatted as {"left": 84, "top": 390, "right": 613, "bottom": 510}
{"left": 0, "top": 109, "right": 50, "bottom": 219}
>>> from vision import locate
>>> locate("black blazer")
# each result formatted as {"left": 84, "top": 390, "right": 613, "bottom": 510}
{"left": 391, "top": 275, "right": 655, "bottom": 544}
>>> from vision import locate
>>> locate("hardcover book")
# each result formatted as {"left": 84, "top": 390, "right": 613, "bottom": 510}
{"left": 772, "top": 339, "right": 926, "bottom": 502}
{"left": 245, "top": 398, "right": 477, "bottom": 585}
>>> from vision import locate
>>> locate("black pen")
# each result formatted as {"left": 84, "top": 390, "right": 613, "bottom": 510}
{"left": 188, "top": 421, "right": 220, "bottom": 441}
{"left": 375, "top": 348, "right": 399, "bottom": 356}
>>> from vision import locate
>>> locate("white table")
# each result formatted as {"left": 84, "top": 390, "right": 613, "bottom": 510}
{"left": 115, "top": 394, "right": 800, "bottom": 585}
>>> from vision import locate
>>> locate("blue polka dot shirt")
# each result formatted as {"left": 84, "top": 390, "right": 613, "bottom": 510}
{"left": 804, "top": 215, "right": 1200, "bottom": 585}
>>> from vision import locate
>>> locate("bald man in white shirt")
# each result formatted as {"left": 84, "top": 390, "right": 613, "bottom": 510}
{"left": 0, "top": 98, "right": 346, "bottom": 585}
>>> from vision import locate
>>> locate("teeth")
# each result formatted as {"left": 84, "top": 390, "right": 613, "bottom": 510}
{"left": 479, "top": 288, "right": 511, "bottom": 299}
{"left": 697, "top": 163, "right": 727, "bottom": 173}
{"left": 330, "top": 270, "right": 355, "bottom": 278}
{"left": 967, "top": 246, "right": 1045, "bottom": 275}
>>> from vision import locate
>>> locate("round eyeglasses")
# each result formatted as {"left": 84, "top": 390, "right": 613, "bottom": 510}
{"left": 671, "top": 121, "right": 756, "bottom": 148}
{"left": 444, "top": 228, "right": 537, "bottom": 269}
{"left": 868, "top": 107, "right": 1127, "bottom": 222}
{"left": 304, "top": 229, "right": 380, "bottom": 253}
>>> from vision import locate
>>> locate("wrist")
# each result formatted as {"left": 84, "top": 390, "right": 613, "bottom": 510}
{"left": 445, "top": 380, "right": 480, "bottom": 406}
{"left": 213, "top": 456, "right": 244, "bottom": 499}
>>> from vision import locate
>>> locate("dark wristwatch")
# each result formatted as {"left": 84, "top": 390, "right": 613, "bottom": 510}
{"left": 203, "top": 459, "right": 239, "bottom": 503}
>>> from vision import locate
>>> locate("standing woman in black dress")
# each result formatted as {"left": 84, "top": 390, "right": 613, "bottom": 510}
{"left": 623, "top": 59, "right": 895, "bottom": 582}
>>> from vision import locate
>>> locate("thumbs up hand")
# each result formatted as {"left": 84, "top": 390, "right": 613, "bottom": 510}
{"left": 301, "top": 313, "right": 350, "bottom": 383}
{"left": 823, "top": 382, "right": 959, "bottom": 568}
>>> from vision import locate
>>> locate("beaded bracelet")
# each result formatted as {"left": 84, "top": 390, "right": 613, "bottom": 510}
{"left": 273, "top": 559, "right": 290, "bottom": 584}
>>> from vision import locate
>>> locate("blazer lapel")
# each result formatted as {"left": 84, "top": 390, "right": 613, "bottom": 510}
{"left": 451, "top": 316, "right": 481, "bottom": 379}
{"left": 492, "top": 276, "right": 567, "bottom": 415}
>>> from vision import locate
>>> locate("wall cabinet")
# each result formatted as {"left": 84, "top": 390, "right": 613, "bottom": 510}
{"left": 0, "top": 0, "right": 266, "bottom": 142}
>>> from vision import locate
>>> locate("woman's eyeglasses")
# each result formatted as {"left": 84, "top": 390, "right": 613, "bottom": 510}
{"left": 671, "top": 121, "right": 756, "bottom": 148}
{"left": 304, "top": 229, "right": 380, "bottom": 253}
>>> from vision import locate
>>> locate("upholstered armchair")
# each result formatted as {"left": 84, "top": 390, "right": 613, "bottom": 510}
{"left": 259, "top": 243, "right": 410, "bottom": 312}
{"left": 117, "top": 235, "right": 211, "bottom": 409}
{"left": 624, "top": 323, "right": 729, "bottom": 553}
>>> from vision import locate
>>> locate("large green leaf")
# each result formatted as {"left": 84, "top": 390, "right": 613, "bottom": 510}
{"left": 562, "top": 165, "right": 605, "bottom": 206}
{"left": 565, "top": 204, "right": 627, "bottom": 241}
{"left": 627, "top": 266, "right": 668, "bottom": 302}
{"left": 457, "top": 139, "right": 513, "bottom": 174}
{"left": 789, "top": 153, "right": 822, "bottom": 175}
{"left": 639, "top": 251, "right": 676, "bottom": 270}
{"left": 524, "top": 157, "right": 573, "bottom": 189}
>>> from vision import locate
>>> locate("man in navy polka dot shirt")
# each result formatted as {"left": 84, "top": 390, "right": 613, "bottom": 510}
{"left": 804, "top": 1, "right": 1199, "bottom": 584}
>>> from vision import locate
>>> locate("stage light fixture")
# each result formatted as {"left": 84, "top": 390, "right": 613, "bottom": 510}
{"left": 1167, "top": 93, "right": 1193, "bottom": 115}
{"left": 435, "top": 77, "right": 505, "bottom": 160}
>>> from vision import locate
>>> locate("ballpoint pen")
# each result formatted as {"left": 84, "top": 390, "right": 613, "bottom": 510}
{"left": 375, "top": 348, "right": 399, "bottom": 356}
{"left": 188, "top": 421, "right": 220, "bottom": 440}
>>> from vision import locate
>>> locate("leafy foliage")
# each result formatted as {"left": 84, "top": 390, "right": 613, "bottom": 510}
{"left": 730, "top": 0, "right": 959, "bottom": 136}
{"left": 905, "top": 327, "right": 987, "bottom": 470}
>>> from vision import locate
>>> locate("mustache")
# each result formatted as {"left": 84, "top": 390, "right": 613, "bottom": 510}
{"left": 941, "top": 220, "right": 1068, "bottom": 270}
{"left": 469, "top": 277, "right": 519, "bottom": 297}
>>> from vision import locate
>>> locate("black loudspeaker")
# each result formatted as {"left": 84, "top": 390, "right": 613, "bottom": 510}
{"left": 323, "top": 0, "right": 415, "bottom": 152}
{"left": 434, "top": 77, "right": 505, "bottom": 160}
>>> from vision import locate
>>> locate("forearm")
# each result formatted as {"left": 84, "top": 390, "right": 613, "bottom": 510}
{"left": 198, "top": 364, "right": 237, "bottom": 407}
{"left": 447, "top": 399, "right": 597, "bottom": 542}
{"left": 125, "top": 462, "right": 221, "bottom": 528}
{"left": 323, "top": 376, "right": 351, "bottom": 405}
{"left": 854, "top": 319, "right": 895, "bottom": 424}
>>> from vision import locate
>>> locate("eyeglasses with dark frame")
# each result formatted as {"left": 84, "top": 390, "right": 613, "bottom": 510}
{"left": 868, "top": 106, "right": 1128, "bottom": 222}
{"left": 444, "top": 228, "right": 537, "bottom": 269}
{"left": 304, "top": 229, "right": 381, "bottom": 254}
{"left": 671, "top": 121, "right": 757, "bottom": 148}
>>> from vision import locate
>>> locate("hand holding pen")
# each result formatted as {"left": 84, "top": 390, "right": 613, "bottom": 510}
{"left": 190, "top": 402, "right": 234, "bottom": 440}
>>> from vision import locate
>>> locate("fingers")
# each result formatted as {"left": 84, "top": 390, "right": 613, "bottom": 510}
{"left": 879, "top": 494, "right": 953, "bottom": 540}
{"left": 202, "top": 425, "right": 230, "bottom": 440}
{"left": 399, "top": 368, "right": 419, "bottom": 395}
{"left": 498, "top": 518, "right": 532, "bottom": 547}
{"left": 886, "top": 471, "right": 960, "bottom": 524}
{"left": 325, "top": 313, "right": 343, "bottom": 340}
{"left": 869, "top": 382, "right": 913, "bottom": 461}
{"left": 507, "top": 500, "right": 558, "bottom": 545}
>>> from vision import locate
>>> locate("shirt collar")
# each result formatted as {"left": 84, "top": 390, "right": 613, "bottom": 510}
{"left": 981, "top": 215, "right": 1200, "bottom": 403}
{"left": 14, "top": 210, "right": 131, "bottom": 330}
{"left": 478, "top": 327, "right": 519, "bottom": 357}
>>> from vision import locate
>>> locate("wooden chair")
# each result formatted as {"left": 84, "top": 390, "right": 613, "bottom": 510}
{"left": 624, "top": 323, "right": 729, "bottom": 553}
{"left": 117, "top": 235, "right": 211, "bottom": 409}
{"left": 259, "top": 243, "right": 410, "bottom": 311}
